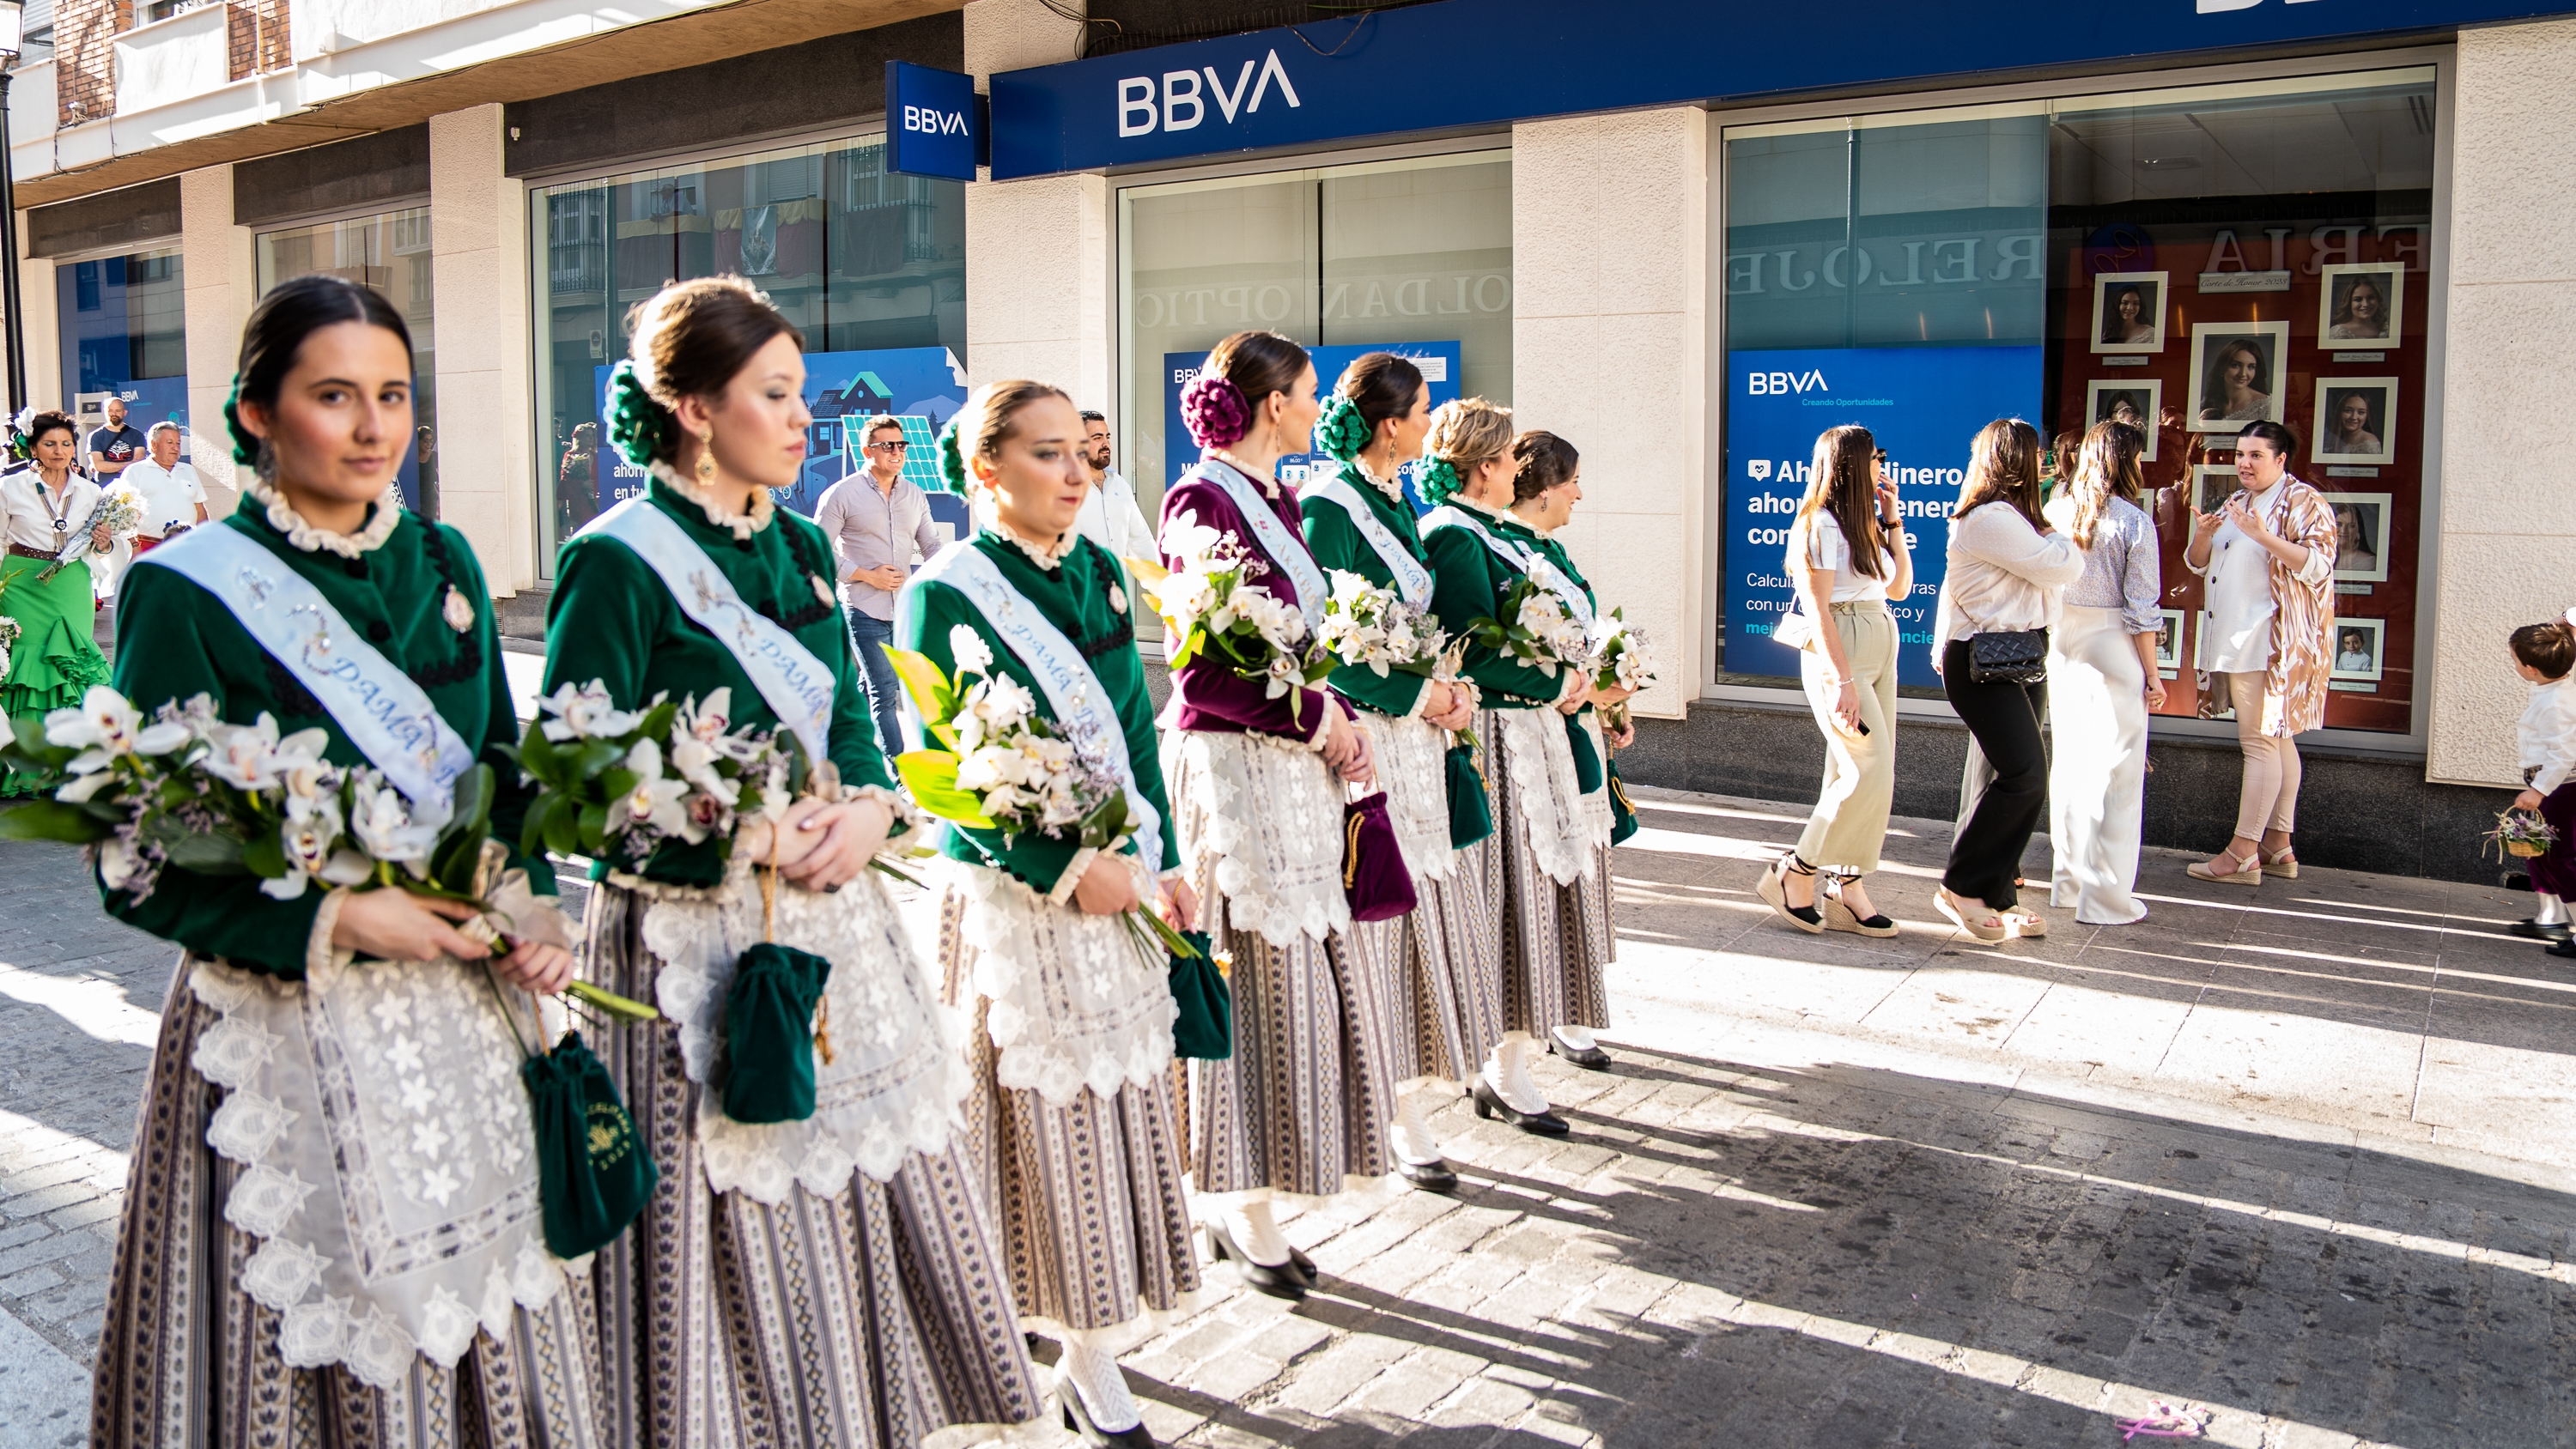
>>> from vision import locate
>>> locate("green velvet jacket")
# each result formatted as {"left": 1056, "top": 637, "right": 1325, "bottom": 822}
{"left": 1421, "top": 498, "right": 1570, "bottom": 709}
{"left": 103, "top": 494, "right": 546, "bottom": 979}
{"left": 544, "top": 478, "right": 896, "bottom": 887}
{"left": 895, "top": 530, "right": 1177, "bottom": 895}
{"left": 1298, "top": 467, "right": 1433, "bottom": 718}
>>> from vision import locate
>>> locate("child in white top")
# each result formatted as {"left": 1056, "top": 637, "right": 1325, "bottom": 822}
{"left": 2506, "top": 610, "right": 2576, "bottom": 949}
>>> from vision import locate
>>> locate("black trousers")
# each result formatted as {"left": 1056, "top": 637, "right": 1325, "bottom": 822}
{"left": 1941, "top": 637, "right": 2049, "bottom": 909}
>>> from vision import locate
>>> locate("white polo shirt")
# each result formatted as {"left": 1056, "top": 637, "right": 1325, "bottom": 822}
{"left": 122, "top": 457, "right": 207, "bottom": 538}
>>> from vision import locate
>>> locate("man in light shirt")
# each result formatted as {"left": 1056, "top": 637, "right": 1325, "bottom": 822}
{"left": 814, "top": 415, "right": 943, "bottom": 754}
{"left": 108, "top": 422, "right": 208, "bottom": 591}
{"left": 1072, "top": 410, "right": 1157, "bottom": 565}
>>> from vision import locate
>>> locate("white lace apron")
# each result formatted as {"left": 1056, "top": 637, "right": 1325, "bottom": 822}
{"left": 1353, "top": 711, "right": 1456, "bottom": 884}
{"left": 1575, "top": 710, "right": 1617, "bottom": 846}
{"left": 951, "top": 859, "right": 1177, "bottom": 1106}
{"left": 190, "top": 952, "right": 572, "bottom": 1389}
{"left": 629, "top": 863, "right": 973, "bottom": 1202}
{"left": 1496, "top": 708, "right": 1600, "bottom": 887}
{"left": 1164, "top": 729, "right": 1351, "bottom": 948}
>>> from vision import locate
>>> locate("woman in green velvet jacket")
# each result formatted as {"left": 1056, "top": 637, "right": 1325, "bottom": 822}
{"left": 542, "top": 277, "right": 1040, "bottom": 1448}
{"left": 88, "top": 276, "right": 597, "bottom": 1447}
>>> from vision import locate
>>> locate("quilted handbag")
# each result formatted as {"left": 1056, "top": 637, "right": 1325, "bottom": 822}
{"left": 1967, "top": 628, "right": 2048, "bottom": 685}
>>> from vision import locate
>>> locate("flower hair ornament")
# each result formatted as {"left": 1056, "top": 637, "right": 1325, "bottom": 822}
{"left": 1179, "top": 372, "right": 1252, "bottom": 451}
{"left": 222, "top": 377, "right": 264, "bottom": 467}
{"left": 605, "top": 360, "right": 677, "bottom": 470}
{"left": 1315, "top": 392, "right": 1374, "bottom": 463}
{"left": 1418, "top": 456, "right": 1465, "bottom": 506}
{"left": 937, "top": 416, "right": 972, "bottom": 494}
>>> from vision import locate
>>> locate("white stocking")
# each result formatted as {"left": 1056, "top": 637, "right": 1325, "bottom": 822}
{"left": 1206, "top": 1190, "right": 1291, "bottom": 1266}
{"left": 1483, "top": 1033, "right": 1550, "bottom": 1114}
{"left": 1552, "top": 1024, "right": 1598, "bottom": 1053}
{"left": 1059, "top": 1331, "right": 1143, "bottom": 1433}
{"left": 1389, "top": 1089, "right": 1443, "bottom": 1166}
{"left": 2539, "top": 892, "right": 2569, "bottom": 926}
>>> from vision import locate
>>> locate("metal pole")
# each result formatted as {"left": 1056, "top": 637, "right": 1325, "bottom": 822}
{"left": 0, "top": 67, "right": 21, "bottom": 414}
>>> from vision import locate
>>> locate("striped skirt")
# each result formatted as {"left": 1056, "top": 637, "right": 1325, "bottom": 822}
{"left": 580, "top": 882, "right": 1043, "bottom": 1448}
{"left": 1465, "top": 707, "right": 1615, "bottom": 1036}
{"left": 88, "top": 957, "right": 611, "bottom": 1449}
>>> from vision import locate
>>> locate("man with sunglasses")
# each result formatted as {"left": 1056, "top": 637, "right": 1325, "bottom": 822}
{"left": 816, "top": 414, "right": 944, "bottom": 753}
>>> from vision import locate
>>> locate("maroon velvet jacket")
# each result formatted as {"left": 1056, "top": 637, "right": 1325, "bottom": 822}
{"left": 1157, "top": 456, "right": 1353, "bottom": 742}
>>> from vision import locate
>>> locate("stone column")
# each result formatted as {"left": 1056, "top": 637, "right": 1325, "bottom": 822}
{"left": 179, "top": 162, "right": 252, "bottom": 514}
{"left": 1511, "top": 107, "right": 1710, "bottom": 720}
{"left": 428, "top": 103, "right": 535, "bottom": 596}
{"left": 2429, "top": 21, "right": 2576, "bottom": 785}
{"left": 962, "top": 0, "right": 1109, "bottom": 407}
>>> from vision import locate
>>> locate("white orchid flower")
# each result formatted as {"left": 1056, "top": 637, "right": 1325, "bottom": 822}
{"left": 606, "top": 772, "right": 696, "bottom": 843}
{"left": 202, "top": 714, "right": 284, "bottom": 791}
{"left": 539, "top": 680, "right": 640, "bottom": 742}
{"left": 1159, "top": 511, "right": 1224, "bottom": 566}
{"left": 349, "top": 776, "right": 444, "bottom": 870}
{"left": 949, "top": 624, "right": 995, "bottom": 678}
{"left": 45, "top": 687, "right": 159, "bottom": 770}
{"left": 264, "top": 798, "right": 370, "bottom": 900}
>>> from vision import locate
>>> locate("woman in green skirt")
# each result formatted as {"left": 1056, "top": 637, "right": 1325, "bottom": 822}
{"left": 0, "top": 409, "right": 114, "bottom": 792}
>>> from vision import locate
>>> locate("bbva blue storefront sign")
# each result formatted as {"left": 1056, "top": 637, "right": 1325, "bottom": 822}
{"left": 989, "top": 0, "right": 2572, "bottom": 179}
{"left": 887, "top": 62, "right": 986, "bottom": 181}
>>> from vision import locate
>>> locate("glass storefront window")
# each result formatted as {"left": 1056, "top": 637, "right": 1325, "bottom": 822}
{"left": 257, "top": 208, "right": 438, "bottom": 512}
{"left": 58, "top": 246, "right": 186, "bottom": 463}
{"left": 1120, "top": 151, "right": 1512, "bottom": 521}
{"left": 1718, "top": 68, "right": 2435, "bottom": 735}
{"left": 529, "top": 132, "right": 968, "bottom": 572}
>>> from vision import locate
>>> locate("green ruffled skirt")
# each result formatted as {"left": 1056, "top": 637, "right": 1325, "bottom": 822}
{"left": 1, "top": 554, "right": 107, "bottom": 796}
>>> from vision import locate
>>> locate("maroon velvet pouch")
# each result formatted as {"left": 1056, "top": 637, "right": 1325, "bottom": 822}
{"left": 1342, "top": 791, "right": 1419, "bottom": 923}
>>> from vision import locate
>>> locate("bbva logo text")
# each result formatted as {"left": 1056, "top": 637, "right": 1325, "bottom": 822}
{"left": 1747, "top": 371, "right": 1829, "bottom": 395}
{"left": 903, "top": 105, "right": 969, "bottom": 136}
{"left": 1119, "top": 50, "right": 1301, "bottom": 137}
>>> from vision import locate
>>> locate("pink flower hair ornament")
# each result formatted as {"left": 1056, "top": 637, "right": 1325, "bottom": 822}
{"left": 1180, "top": 372, "right": 1253, "bottom": 451}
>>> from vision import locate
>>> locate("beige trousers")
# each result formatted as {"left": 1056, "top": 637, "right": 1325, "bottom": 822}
{"left": 2227, "top": 669, "right": 2300, "bottom": 840}
{"left": 1794, "top": 602, "right": 1898, "bottom": 873}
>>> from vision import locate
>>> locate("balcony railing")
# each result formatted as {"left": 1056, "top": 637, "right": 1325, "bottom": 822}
{"left": 113, "top": 1, "right": 229, "bottom": 117}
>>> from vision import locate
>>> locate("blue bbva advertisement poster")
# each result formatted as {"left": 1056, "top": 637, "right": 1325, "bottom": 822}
{"left": 1163, "top": 341, "right": 1463, "bottom": 513}
{"left": 1724, "top": 346, "right": 2041, "bottom": 688}
{"left": 592, "top": 347, "right": 969, "bottom": 517}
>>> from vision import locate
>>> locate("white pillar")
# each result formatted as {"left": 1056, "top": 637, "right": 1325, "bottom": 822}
{"left": 179, "top": 162, "right": 252, "bottom": 515}
{"left": 15, "top": 248, "right": 57, "bottom": 414}
{"left": 961, "top": 0, "right": 1109, "bottom": 407}
{"left": 428, "top": 104, "right": 535, "bottom": 596}
{"left": 2428, "top": 20, "right": 2576, "bottom": 785}
{"left": 1511, "top": 107, "right": 1710, "bottom": 720}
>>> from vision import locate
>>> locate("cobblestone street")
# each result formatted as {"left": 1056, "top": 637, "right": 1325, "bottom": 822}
{"left": 2, "top": 789, "right": 2570, "bottom": 1447}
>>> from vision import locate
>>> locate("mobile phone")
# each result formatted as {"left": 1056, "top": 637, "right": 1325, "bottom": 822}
{"left": 1852, "top": 718, "right": 1872, "bottom": 737}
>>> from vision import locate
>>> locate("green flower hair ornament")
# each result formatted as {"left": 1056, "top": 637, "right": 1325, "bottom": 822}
{"left": 1418, "top": 456, "right": 1464, "bottom": 505}
{"left": 222, "top": 378, "right": 263, "bottom": 466}
{"left": 604, "top": 361, "right": 676, "bottom": 470}
{"left": 1315, "top": 392, "right": 1374, "bottom": 463}
{"left": 937, "top": 416, "right": 969, "bottom": 494}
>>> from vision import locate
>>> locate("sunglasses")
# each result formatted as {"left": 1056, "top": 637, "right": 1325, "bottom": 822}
{"left": 870, "top": 440, "right": 910, "bottom": 452}
{"left": 1874, "top": 451, "right": 1888, "bottom": 463}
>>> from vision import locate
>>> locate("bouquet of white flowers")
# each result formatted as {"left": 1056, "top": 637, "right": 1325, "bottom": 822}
{"left": 513, "top": 682, "right": 798, "bottom": 868}
{"left": 1462, "top": 573, "right": 1590, "bottom": 680}
{"left": 1131, "top": 511, "right": 1334, "bottom": 701}
{"left": 0, "top": 613, "right": 21, "bottom": 677}
{"left": 1316, "top": 569, "right": 1447, "bottom": 679}
{"left": 40, "top": 485, "right": 143, "bottom": 581}
{"left": 1588, "top": 607, "right": 1658, "bottom": 730}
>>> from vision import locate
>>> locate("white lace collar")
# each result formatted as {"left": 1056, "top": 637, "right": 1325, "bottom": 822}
{"left": 651, "top": 460, "right": 773, "bottom": 541}
{"left": 1508, "top": 506, "right": 1558, "bottom": 539}
{"left": 1349, "top": 459, "right": 1407, "bottom": 507}
{"left": 992, "top": 516, "right": 1078, "bottom": 569}
{"left": 1451, "top": 494, "right": 1511, "bottom": 523}
{"left": 1206, "top": 451, "right": 1281, "bottom": 499}
{"left": 246, "top": 474, "right": 401, "bottom": 558}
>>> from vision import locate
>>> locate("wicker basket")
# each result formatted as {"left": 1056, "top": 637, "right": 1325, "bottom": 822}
{"left": 2507, "top": 836, "right": 2549, "bottom": 858}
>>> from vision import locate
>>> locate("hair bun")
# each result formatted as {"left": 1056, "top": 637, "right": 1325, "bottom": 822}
{"left": 1315, "top": 392, "right": 1373, "bottom": 462}
{"left": 937, "top": 416, "right": 969, "bottom": 494}
{"left": 1180, "top": 373, "right": 1251, "bottom": 450}
{"left": 222, "top": 378, "right": 262, "bottom": 466}
{"left": 1418, "top": 457, "right": 1463, "bottom": 506}
{"left": 605, "top": 360, "right": 676, "bottom": 470}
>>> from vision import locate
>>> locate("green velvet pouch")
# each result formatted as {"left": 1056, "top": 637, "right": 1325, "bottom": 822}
{"left": 1445, "top": 735, "right": 1495, "bottom": 851}
{"left": 1168, "top": 931, "right": 1231, "bottom": 1060}
{"left": 522, "top": 1031, "right": 657, "bottom": 1260}
{"left": 1607, "top": 758, "right": 1639, "bottom": 846}
{"left": 1566, "top": 712, "right": 1605, "bottom": 795}
{"left": 722, "top": 943, "right": 835, "bottom": 1125}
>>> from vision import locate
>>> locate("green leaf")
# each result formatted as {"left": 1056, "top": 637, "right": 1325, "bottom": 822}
{"left": 239, "top": 827, "right": 287, "bottom": 879}
{"left": 572, "top": 738, "right": 626, "bottom": 782}
{"left": 1077, "top": 791, "right": 1130, "bottom": 852}
{"left": 0, "top": 800, "right": 116, "bottom": 845}
{"left": 576, "top": 802, "right": 607, "bottom": 856}
{"left": 881, "top": 646, "right": 958, "bottom": 723}
{"left": 156, "top": 826, "right": 250, "bottom": 875}
{"left": 893, "top": 751, "right": 997, "bottom": 829}
{"left": 598, "top": 768, "right": 639, "bottom": 803}
{"left": 543, "top": 794, "right": 584, "bottom": 858}
{"left": 449, "top": 765, "right": 495, "bottom": 840}
{"left": 514, "top": 727, "right": 562, "bottom": 786}
{"left": 634, "top": 700, "right": 678, "bottom": 743}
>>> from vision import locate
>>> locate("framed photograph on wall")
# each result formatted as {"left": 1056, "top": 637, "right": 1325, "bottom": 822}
{"left": 2194, "top": 464, "right": 2239, "bottom": 515}
{"left": 2091, "top": 272, "right": 2167, "bottom": 355}
{"left": 2087, "top": 379, "right": 2164, "bottom": 461}
{"left": 2331, "top": 616, "right": 2386, "bottom": 682}
{"left": 2188, "top": 321, "right": 2290, "bottom": 432}
{"left": 2313, "top": 378, "right": 2398, "bottom": 466}
{"left": 2324, "top": 491, "right": 2392, "bottom": 583}
{"left": 2154, "top": 609, "right": 2184, "bottom": 674}
{"left": 2318, "top": 263, "right": 2403, "bottom": 350}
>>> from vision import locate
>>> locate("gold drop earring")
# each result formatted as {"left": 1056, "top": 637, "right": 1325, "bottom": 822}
{"left": 695, "top": 428, "right": 718, "bottom": 488}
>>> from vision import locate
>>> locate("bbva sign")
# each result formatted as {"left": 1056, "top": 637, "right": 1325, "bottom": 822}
{"left": 1118, "top": 50, "right": 1302, "bottom": 137}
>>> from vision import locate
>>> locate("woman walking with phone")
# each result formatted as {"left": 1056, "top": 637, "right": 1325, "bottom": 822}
{"left": 1760, "top": 426, "right": 1912, "bottom": 936}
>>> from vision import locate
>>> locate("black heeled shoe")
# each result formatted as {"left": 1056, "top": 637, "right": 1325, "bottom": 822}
{"left": 1756, "top": 852, "right": 1826, "bottom": 933}
{"left": 1288, "top": 1246, "right": 1319, "bottom": 1288}
{"left": 1059, "top": 1383, "right": 1158, "bottom": 1449}
{"left": 1398, "top": 1157, "right": 1460, "bottom": 1192}
{"left": 1470, "top": 1078, "right": 1570, "bottom": 1137}
{"left": 1547, "top": 1032, "right": 1613, "bottom": 1070}
{"left": 2510, "top": 917, "right": 2572, "bottom": 943}
{"left": 1202, "top": 1219, "right": 1306, "bottom": 1300}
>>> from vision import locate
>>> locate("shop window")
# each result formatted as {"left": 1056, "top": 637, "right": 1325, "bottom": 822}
{"left": 1119, "top": 151, "right": 1512, "bottom": 522}
{"left": 527, "top": 131, "right": 968, "bottom": 572}
{"left": 56, "top": 244, "right": 185, "bottom": 462}
{"left": 1717, "top": 68, "right": 2435, "bottom": 736}
{"left": 257, "top": 207, "right": 438, "bottom": 514}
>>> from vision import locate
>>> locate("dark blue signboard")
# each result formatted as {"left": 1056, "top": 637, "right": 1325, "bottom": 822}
{"left": 1161, "top": 341, "right": 1463, "bottom": 514}
{"left": 1724, "top": 346, "right": 2041, "bottom": 688}
{"left": 991, "top": 0, "right": 2556, "bottom": 179}
{"left": 886, "top": 62, "right": 985, "bottom": 181}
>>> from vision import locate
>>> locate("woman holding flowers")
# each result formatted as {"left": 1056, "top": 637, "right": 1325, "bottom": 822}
{"left": 1299, "top": 351, "right": 1495, "bottom": 1194}
{"left": 0, "top": 410, "right": 118, "bottom": 795}
{"left": 896, "top": 379, "right": 1200, "bottom": 1449}
{"left": 1420, "top": 405, "right": 1615, "bottom": 1132}
{"left": 543, "top": 277, "right": 1040, "bottom": 1446}
{"left": 84, "top": 275, "right": 602, "bottom": 1446}
{"left": 1157, "top": 328, "right": 1395, "bottom": 1301}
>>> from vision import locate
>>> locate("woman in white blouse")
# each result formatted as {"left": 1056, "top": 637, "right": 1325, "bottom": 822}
{"left": 0, "top": 411, "right": 114, "bottom": 796}
{"left": 1930, "top": 419, "right": 2083, "bottom": 943}
{"left": 2043, "top": 421, "right": 2165, "bottom": 925}
{"left": 1760, "top": 425, "right": 1912, "bottom": 937}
